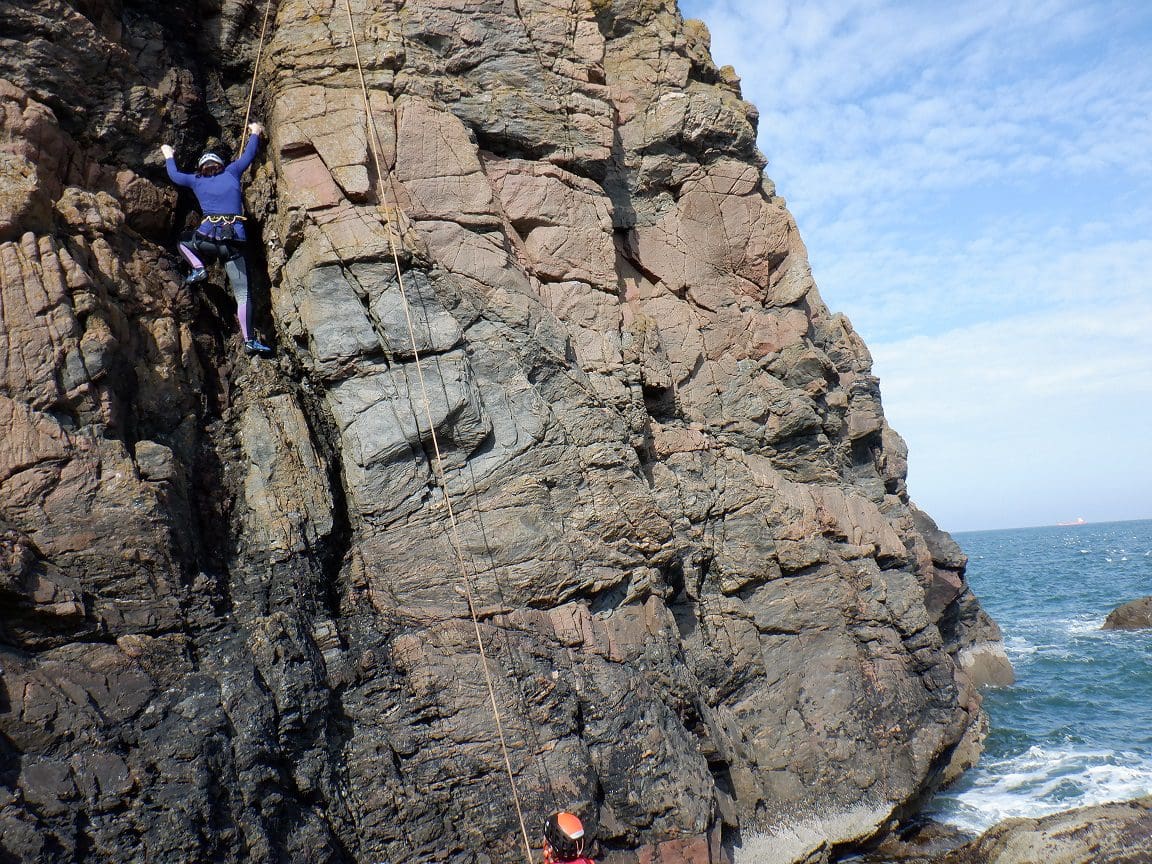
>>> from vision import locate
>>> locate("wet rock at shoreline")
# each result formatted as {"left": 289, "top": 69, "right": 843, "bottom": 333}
{"left": 842, "top": 816, "right": 975, "bottom": 863}
{"left": 835, "top": 798, "right": 1152, "bottom": 864}
{"left": 935, "top": 797, "right": 1152, "bottom": 864}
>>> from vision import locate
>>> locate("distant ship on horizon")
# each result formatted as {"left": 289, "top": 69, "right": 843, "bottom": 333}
{"left": 1056, "top": 517, "right": 1088, "bottom": 526}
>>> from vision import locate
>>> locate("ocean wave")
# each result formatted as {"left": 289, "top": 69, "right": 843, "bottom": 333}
{"left": 947, "top": 522, "right": 1152, "bottom": 836}
{"left": 1009, "top": 614, "right": 1112, "bottom": 642}
{"left": 1065, "top": 617, "right": 1109, "bottom": 637}
{"left": 1003, "top": 636, "right": 1036, "bottom": 656}
{"left": 930, "top": 745, "right": 1152, "bottom": 832}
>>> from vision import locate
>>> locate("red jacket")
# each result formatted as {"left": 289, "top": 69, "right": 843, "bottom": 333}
{"left": 543, "top": 851, "right": 595, "bottom": 864}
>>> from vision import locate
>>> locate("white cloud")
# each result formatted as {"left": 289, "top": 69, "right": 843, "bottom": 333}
{"left": 688, "top": 0, "right": 1152, "bottom": 210}
{"left": 872, "top": 300, "right": 1152, "bottom": 530}
{"left": 680, "top": 0, "right": 1152, "bottom": 528}
{"left": 874, "top": 303, "right": 1152, "bottom": 421}
{"left": 811, "top": 206, "right": 1152, "bottom": 341}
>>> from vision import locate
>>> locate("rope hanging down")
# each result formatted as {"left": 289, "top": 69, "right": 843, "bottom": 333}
{"left": 339, "top": 2, "right": 535, "bottom": 863}
{"left": 240, "top": 0, "right": 277, "bottom": 148}
{"left": 234, "top": 1, "right": 541, "bottom": 857}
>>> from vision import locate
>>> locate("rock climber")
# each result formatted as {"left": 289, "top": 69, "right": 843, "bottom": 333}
{"left": 543, "top": 812, "right": 595, "bottom": 864}
{"left": 160, "top": 123, "right": 271, "bottom": 355}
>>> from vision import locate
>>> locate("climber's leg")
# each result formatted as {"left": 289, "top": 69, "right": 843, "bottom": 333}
{"left": 222, "top": 247, "right": 251, "bottom": 341}
{"left": 177, "top": 242, "right": 205, "bottom": 270}
{"left": 222, "top": 246, "right": 270, "bottom": 355}
{"left": 178, "top": 233, "right": 210, "bottom": 284}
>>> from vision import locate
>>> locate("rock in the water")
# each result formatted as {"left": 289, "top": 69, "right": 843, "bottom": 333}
{"left": 844, "top": 817, "right": 975, "bottom": 863}
{"left": 1102, "top": 596, "right": 1152, "bottom": 630}
{"left": 936, "top": 797, "right": 1152, "bottom": 864}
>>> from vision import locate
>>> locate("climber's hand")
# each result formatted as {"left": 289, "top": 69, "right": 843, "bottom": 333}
{"left": 161, "top": 144, "right": 175, "bottom": 159}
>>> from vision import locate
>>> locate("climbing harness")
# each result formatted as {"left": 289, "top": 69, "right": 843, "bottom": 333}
{"left": 195, "top": 214, "right": 246, "bottom": 243}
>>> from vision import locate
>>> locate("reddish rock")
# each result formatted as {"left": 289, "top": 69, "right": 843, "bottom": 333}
{"left": 0, "top": 1, "right": 1011, "bottom": 863}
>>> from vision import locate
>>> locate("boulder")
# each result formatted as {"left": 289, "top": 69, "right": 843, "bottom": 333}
{"left": 937, "top": 797, "right": 1152, "bottom": 864}
{"left": 1102, "top": 596, "right": 1152, "bottom": 630}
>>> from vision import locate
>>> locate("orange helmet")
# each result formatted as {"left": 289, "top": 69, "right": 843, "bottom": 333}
{"left": 543, "top": 811, "right": 586, "bottom": 861}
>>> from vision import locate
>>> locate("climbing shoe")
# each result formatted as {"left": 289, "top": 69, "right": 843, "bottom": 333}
{"left": 243, "top": 339, "right": 272, "bottom": 356}
{"left": 185, "top": 267, "right": 207, "bottom": 285}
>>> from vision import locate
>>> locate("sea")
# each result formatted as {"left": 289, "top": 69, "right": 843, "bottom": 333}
{"left": 926, "top": 518, "right": 1152, "bottom": 831}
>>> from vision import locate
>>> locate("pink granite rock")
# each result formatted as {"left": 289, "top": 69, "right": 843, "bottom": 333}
{"left": 0, "top": 1, "right": 1009, "bottom": 863}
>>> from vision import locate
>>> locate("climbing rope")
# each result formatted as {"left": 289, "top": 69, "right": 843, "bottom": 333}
{"left": 385, "top": 0, "right": 567, "bottom": 816}
{"left": 240, "top": 0, "right": 277, "bottom": 149}
{"left": 339, "top": 2, "right": 536, "bottom": 862}
{"left": 233, "top": 0, "right": 564, "bottom": 854}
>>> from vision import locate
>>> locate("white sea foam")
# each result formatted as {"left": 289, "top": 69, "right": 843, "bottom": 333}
{"left": 933, "top": 745, "right": 1152, "bottom": 832}
{"left": 942, "top": 522, "right": 1152, "bottom": 837}
{"left": 1004, "top": 635, "right": 1036, "bottom": 656}
{"left": 1015, "top": 614, "right": 1108, "bottom": 641}
{"left": 1064, "top": 617, "right": 1109, "bottom": 638}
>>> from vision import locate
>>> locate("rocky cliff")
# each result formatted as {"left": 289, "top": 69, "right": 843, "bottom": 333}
{"left": 0, "top": 1, "right": 1009, "bottom": 862}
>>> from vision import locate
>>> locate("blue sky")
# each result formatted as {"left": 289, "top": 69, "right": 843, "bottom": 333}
{"left": 678, "top": 0, "right": 1152, "bottom": 532}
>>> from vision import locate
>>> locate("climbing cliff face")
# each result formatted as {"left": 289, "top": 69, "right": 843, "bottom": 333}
{"left": 0, "top": 1, "right": 1009, "bottom": 863}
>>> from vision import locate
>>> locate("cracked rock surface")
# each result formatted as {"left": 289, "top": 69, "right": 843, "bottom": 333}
{"left": 1, "top": 1, "right": 1008, "bottom": 862}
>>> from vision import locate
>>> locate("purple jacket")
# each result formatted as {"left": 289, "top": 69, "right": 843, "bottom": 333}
{"left": 166, "top": 132, "right": 260, "bottom": 241}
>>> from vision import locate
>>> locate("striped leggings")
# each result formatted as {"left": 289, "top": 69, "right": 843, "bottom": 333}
{"left": 178, "top": 234, "right": 253, "bottom": 340}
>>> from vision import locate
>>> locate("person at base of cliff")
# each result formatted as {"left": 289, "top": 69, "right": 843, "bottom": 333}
{"left": 543, "top": 812, "right": 595, "bottom": 864}
{"left": 160, "top": 123, "right": 272, "bottom": 356}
